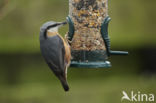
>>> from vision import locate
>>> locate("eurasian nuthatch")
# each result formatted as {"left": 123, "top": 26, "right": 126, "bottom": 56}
{"left": 40, "top": 21, "right": 71, "bottom": 91}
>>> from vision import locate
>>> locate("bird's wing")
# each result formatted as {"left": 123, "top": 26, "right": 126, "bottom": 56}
{"left": 40, "top": 35, "right": 65, "bottom": 75}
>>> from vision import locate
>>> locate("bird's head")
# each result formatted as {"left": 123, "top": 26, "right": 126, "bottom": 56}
{"left": 40, "top": 21, "right": 67, "bottom": 39}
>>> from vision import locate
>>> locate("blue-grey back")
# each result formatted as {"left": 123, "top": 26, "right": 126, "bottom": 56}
{"left": 40, "top": 35, "right": 65, "bottom": 73}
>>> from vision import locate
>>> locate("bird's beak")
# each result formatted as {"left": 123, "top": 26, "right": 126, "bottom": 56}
{"left": 57, "top": 21, "right": 67, "bottom": 26}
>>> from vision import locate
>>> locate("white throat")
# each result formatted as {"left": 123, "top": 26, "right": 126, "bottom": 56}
{"left": 48, "top": 27, "right": 58, "bottom": 33}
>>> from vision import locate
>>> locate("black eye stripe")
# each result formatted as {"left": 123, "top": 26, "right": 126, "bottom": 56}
{"left": 43, "top": 24, "right": 58, "bottom": 39}
{"left": 47, "top": 24, "right": 58, "bottom": 30}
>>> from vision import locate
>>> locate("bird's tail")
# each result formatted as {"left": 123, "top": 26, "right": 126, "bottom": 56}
{"left": 58, "top": 75, "right": 69, "bottom": 92}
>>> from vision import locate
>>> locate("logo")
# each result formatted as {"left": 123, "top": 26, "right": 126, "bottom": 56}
{"left": 121, "top": 91, "right": 154, "bottom": 102}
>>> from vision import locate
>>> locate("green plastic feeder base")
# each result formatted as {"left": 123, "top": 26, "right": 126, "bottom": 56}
{"left": 70, "top": 61, "right": 111, "bottom": 68}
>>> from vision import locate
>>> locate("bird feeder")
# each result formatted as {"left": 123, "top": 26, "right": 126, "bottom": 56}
{"left": 66, "top": 0, "right": 128, "bottom": 68}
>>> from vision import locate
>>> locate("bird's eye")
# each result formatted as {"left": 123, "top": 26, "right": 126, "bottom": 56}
{"left": 47, "top": 24, "right": 58, "bottom": 29}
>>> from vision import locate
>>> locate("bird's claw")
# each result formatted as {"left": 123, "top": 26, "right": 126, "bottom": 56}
{"left": 65, "top": 33, "right": 72, "bottom": 45}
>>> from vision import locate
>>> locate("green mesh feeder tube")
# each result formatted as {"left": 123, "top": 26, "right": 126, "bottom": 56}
{"left": 66, "top": 0, "right": 128, "bottom": 68}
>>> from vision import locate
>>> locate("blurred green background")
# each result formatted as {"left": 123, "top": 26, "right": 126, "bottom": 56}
{"left": 0, "top": 0, "right": 156, "bottom": 103}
